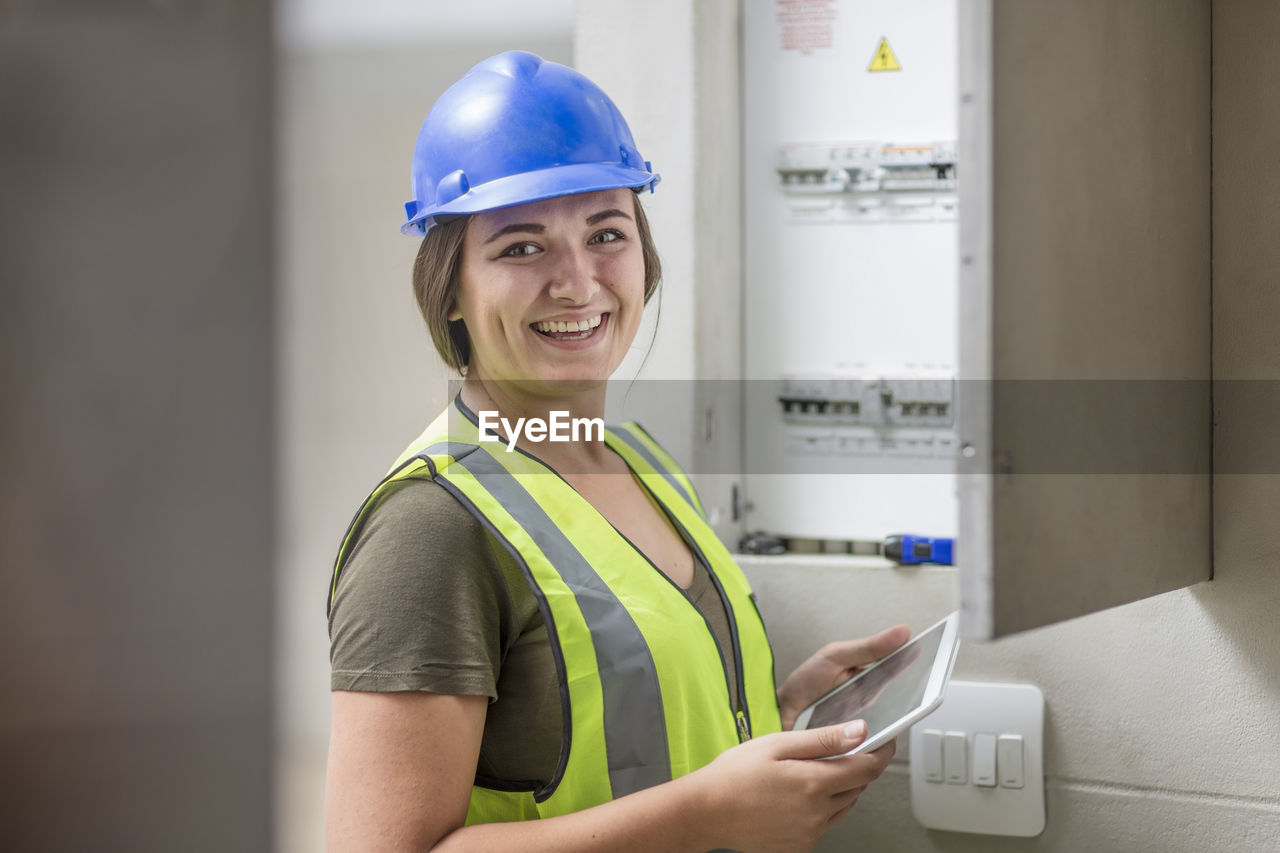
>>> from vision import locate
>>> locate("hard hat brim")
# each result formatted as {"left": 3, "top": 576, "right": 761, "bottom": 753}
{"left": 402, "top": 162, "right": 660, "bottom": 236}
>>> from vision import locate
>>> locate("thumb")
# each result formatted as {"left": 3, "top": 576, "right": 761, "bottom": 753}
{"left": 769, "top": 720, "right": 867, "bottom": 760}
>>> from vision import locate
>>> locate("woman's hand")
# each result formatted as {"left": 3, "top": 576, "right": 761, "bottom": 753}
{"left": 685, "top": 720, "right": 896, "bottom": 853}
{"left": 776, "top": 624, "right": 912, "bottom": 731}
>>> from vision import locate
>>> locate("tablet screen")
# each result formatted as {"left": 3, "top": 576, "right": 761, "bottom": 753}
{"left": 805, "top": 619, "right": 944, "bottom": 734}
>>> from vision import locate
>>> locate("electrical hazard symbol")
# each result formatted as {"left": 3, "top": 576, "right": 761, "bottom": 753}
{"left": 868, "top": 37, "right": 901, "bottom": 72}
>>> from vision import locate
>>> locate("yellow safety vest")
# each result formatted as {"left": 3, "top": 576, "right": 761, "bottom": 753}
{"left": 330, "top": 397, "right": 782, "bottom": 822}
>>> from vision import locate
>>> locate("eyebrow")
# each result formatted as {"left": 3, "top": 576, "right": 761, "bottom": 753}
{"left": 483, "top": 222, "right": 545, "bottom": 245}
{"left": 585, "top": 208, "right": 632, "bottom": 226}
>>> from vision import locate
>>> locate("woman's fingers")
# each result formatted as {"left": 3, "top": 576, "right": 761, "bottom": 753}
{"left": 821, "top": 624, "right": 912, "bottom": 670}
{"left": 763, "top": 720, "right": 867, "bottom": 761}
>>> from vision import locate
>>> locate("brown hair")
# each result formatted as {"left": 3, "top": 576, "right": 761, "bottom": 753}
{"left": 412, "top": 193, "right": 662, "bottom": 372}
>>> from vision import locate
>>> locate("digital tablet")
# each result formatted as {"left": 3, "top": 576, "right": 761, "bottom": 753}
{"left": 793, "top": 611, "right": 960, "bottom": 755}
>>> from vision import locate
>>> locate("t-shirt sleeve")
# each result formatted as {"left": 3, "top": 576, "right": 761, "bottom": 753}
{"left": 328, "top": 478, "right": 516, "bottom": 698}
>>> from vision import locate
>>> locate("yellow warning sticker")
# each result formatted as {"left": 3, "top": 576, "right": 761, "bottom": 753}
{"left": 868, "top": 37, "right": 901, "bottom": 72}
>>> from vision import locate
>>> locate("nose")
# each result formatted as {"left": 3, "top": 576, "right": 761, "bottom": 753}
{"left": 546, "top": 243, "right": 599, "bottom": 304}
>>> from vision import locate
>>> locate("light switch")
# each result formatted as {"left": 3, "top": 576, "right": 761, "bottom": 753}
{"left": 943, "top": 731, "right": 967, "bottom": 784}
{"left": 922, "top": 729, "right": 944, "bottom": 783}
{"left": 910, "top": 682, "right": 1045, "bottom": 837}
{"left": 972, "top": 733, "right": 997, "bottom": 786}
{"left": 998, "top": 734, "right": 1024, "bottom": 788}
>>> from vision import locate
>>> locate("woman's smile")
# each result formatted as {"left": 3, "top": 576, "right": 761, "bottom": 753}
{"left": 531, "top": 312, "right": 608, "bottom": 346}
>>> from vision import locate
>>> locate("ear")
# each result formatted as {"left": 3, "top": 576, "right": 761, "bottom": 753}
{"left": 447, "top": 302, "right": 462, "bottom": 322}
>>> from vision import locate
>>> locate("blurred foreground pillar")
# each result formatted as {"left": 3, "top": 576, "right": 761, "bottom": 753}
{"left": 0, "top": 3, "right": 274, "bottom": 850}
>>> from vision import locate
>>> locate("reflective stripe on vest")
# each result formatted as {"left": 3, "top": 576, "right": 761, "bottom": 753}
{"left": 605, "top": 422, "right": 705, "bottom": 518}
{"left": 330, "top": 399, "right": 782, "bottom": 822}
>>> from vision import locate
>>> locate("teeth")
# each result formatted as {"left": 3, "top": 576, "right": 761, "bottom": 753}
{"left": 534, "top": 314, "right": 603, "bottom": 334}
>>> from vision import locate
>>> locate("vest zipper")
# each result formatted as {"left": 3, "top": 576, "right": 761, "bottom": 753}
{"left": 657, "top": 499, "right": 754, "bottom": 742}
{"left": 637, "top": 494, "right": 754, "bottom": 743}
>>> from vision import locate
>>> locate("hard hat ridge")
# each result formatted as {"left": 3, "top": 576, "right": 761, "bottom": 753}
{"left": 482, "top": 48, "right": 543, "bottom": 81}
{"left": 402, "top": 51, "right": 660, "bottom": 236}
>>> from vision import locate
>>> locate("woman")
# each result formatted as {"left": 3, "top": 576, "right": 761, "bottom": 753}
{"left": 325, "top": 51, "right": 907, "bottom": 852}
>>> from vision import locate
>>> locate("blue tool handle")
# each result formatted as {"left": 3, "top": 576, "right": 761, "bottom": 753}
{"left": 884, "top": 534, "right": 954, "bottom": 565}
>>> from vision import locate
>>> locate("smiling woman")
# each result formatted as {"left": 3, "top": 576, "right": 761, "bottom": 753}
{"left": 413, "top": 190, "right": 662, "bottom": 374}
{"left": 449, "top": 190, "right": 645, "bottom": 396}
{"left": 324, "top": 50, "right": 905, "bottom": 852}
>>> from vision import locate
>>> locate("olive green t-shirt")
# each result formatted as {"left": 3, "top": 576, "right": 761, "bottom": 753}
{"left": 328, "top": 478, "right": 740, "bottom": 788}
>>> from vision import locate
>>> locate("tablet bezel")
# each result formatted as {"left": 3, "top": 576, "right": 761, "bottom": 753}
{"left": 793, "top": 611, "right": 960, "bottom": 755}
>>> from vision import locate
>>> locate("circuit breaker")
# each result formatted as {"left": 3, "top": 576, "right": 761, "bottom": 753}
{"left": 742, "top": 0, "right": 959, "bottom": 547}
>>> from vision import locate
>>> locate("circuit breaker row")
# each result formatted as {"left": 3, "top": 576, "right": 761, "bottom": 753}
{"left": 777, "top": 378, "right": 956, "bottom": 428}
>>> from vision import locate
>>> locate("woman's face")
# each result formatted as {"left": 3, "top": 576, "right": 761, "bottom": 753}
{"left": 450, "top": 188, "right": 646, "bottom": 396}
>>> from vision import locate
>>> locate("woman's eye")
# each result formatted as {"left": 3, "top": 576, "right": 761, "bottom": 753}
{"left": 500, "top": 242, "right": 540, "bottom": 258}
{"left": 590, "top": 229, "right": 624, "bottom": 245}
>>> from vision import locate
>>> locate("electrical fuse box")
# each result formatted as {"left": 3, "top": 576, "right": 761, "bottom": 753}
{"left": 743, "top": 1, "right": 960, "bottom": 545}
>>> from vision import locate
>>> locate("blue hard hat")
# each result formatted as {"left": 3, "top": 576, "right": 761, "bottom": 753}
{"left": 402, "top": 51, "right": 661, "bottom": 236}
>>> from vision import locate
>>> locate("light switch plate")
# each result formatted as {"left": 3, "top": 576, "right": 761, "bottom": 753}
{"left": 909, "top": 681, "right": 1046, "bottom": 836}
